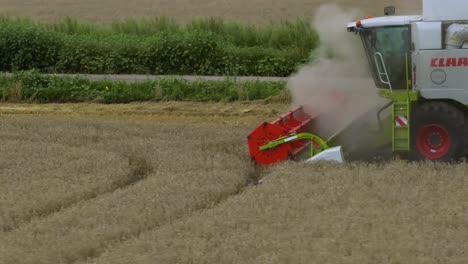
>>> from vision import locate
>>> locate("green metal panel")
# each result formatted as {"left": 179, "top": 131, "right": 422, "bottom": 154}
{"left": 392, "top": 101, "right": 411, "bottom": 152}
{"left": 389, "top": 53, "right": 415, "bottom": 153}
{"left": 378, "top": 89, "right": 419, "bottom": 101}
{"left": 259, "top": 132, "right": 331, "bottom": 158}
{"left": 391, "top": 54, "right": 413, "bottom": 152}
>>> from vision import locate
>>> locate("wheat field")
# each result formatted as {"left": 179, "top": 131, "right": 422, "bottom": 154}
{"left": 0, "top": 103, "right": 254, "bottom": 264}
{"left": 0, "top": 0, "right": 422, "bottom": 23}
{"left": 0, "top": 0, "right": 465, "bottom": 263}
{"left": 0, "top": 102, "right": 467, "bottom": 264}
{"left": 91, "top": 161, "right": 468, "bottom": 264}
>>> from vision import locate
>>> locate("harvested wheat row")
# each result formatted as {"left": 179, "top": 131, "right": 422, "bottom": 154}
{"left": 88, "top": 161, "right": 468, "bottom": 264}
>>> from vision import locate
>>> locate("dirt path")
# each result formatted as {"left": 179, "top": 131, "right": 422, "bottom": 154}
{"left": 31, "top": 74, "right": 288, "bottom": 83}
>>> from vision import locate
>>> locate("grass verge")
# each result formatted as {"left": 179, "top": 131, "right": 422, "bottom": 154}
{"left": 0, "top": 71, "right": 289, "bottom": 103}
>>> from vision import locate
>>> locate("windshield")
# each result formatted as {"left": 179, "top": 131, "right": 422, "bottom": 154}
{"left": 360, "top": 26, "right": 411, "bottom": 90}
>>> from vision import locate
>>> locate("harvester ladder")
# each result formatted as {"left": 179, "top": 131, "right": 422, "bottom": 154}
{"left": 392, "top": 100, "right": 410, "bottom": 152}
{"left": 392, "top": 53, "right": 412, "bottom": 152}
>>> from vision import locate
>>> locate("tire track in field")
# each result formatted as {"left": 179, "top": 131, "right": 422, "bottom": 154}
{"left": 3, "top": 154, "right": 154, "bottom": 233}
{"left": 74, "top": 168, "right": 259, "bottom": 264}
{"left": 0, "top": 117, "right": 253, "bottom": 264}
{"left": 0, "top": 118, "right": 159, "bottom": 232}
{"left": 73, "top": 145, "right": 269, "bottom": 264}
{"left": 1, "top": 167, "right": 252, "bottom": 264}
{"left": 73, "top": 138, "right": 260, "bottom": 262}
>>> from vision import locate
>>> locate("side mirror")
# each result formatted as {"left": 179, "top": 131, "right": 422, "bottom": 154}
{"left": 384, "top": 6, "right": 396, "bottom": 16}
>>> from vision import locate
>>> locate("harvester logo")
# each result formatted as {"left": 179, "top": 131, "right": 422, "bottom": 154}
{"left": 431, "top": 57, "right": 468, "bottom": 67}
{"left": 430, "top": 69, "right": 447, "bottom": 85}
{"left": 395, "top": 116, "right": 408, "bottom": 127}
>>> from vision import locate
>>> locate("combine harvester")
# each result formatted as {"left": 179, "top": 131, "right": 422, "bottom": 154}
{"left": 249, "top": 0, "right": 468, "bottom": 165}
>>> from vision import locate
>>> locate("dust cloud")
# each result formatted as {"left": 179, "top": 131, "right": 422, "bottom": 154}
{"left": 288, "top": 4, "right": 388, "bottom": 138}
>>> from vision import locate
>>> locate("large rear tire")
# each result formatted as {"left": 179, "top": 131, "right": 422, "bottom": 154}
{"left": 410, "top": 101, "right": 467, "bottom": 162}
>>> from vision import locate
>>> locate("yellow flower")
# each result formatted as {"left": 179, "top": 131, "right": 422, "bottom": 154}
{"left": 105, "top": 86, "right": 110, "bottom": 91}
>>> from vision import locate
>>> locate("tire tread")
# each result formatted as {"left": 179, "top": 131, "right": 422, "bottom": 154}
{"left": 411, "top": 101, "right": 466, "bottom": 161}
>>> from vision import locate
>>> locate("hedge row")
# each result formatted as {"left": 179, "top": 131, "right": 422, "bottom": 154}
{"left": 0, "top": 18, "right": 317, "bottom": 76}
{"left": 49, "top": 17, "right": 318, "bottom": 51}
{"left": 0, "top": 71, "right": 287, "bottom": 103}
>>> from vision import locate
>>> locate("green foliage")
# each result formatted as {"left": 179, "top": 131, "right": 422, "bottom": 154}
{"left": 220, "top": 46, "right": 307, "bottom": 76}
{"left": 188, "top": 18, "right": 318, "bottom": 54}
{"left": 142, "top": 32, "right": 224, "bottom": 75}
{"left": 58, "top": 35, "right": 119, "bottom": 74}
{"left": 50, "top": 16, "right": 318, "bottom": 52}
{"left": 0, "top": 17, "right": 318, "bottom": 76}
{"left": 0, "top": 70, "right": 286, "bottom": 103}
{"left": 110, "top": 17, "right": 180, "bottom": 35}
{"left": 0, "top": 23, "right": 62, "bottom": 72}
